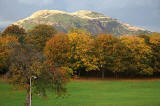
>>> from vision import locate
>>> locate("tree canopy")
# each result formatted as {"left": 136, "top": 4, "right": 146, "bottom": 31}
{"left": 0, "top": 35, "right": 19, "bottom": 74}
{"left": 27, "top": 24, "right": 57, "bottom": 51}
{"left": 2, "top": 24, "right": 26, "bottom": 43}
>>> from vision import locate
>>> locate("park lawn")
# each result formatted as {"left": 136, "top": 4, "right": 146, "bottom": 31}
{"left": 0, "top": 80, "right": 160, "bottom": 106}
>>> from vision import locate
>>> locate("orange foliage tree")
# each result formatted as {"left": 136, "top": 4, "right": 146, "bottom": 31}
{"left": 44, "top": 33, "right": 71, "bottom": 67}
{"left": 0, "top": 36, "right": 19, "bottom": 74}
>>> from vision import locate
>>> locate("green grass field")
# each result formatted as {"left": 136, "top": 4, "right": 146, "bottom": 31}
{"left": 0, "top": 80, "right": 160, "bottom": 106}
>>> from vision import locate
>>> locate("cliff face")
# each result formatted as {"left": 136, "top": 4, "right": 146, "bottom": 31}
{"left": 14, "top": 10, "right": 149, "bottom": 36}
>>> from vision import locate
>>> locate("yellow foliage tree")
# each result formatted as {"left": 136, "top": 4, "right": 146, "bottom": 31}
{"left": 68, "top": 30, "right": 98, "bottom": 76}
{"left": 120, "top": 36, "right": 153, "bottom": 76}
{"left": 149, "top": 33, "right": 160, "bottom": 73}
{"left": 94, "top": 34, "right": 124, "bottom": 78}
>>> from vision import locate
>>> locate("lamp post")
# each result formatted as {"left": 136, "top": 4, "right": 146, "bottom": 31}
{"left": 30, "top": 77, "right": 31, "bottom": 106}
{"left": 29, "top": 76, "right": 37, "bottom": 106}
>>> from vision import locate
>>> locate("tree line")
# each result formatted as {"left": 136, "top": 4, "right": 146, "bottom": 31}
{"left": 0, "top": 24, "right": 160, "bottom": 79}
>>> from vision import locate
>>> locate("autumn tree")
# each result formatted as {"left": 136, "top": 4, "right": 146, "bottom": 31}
{"left": 68, "top": 29, "right": 98, "bottom": 77}
{"left": 0, "top": 32, "right": 2, "bottom": 36}
{"left": 110, "top": 39, "right": 129, "bottom": 78}
{"left": 0, "top": 36, "right": 19, "bottom": 74}
{"left": 27, "top": 24, "right": 57, "bottom": 51}
{"left": 7, "top": 41, "right": 70, "bottom": 106}
{"left": 2, "top": 24, "right": 26, "bottom": 43}
{"left": 149, "top": 33, "right": 160, "bottom": 76}
{"left": 44, "top": 33, "right": 71, "bottom": 67}
{"left": 94, "top": 34, "right": 122, "bottom": 79}
{"left": 120, "top": 36, "right": 153, "bottom": 76}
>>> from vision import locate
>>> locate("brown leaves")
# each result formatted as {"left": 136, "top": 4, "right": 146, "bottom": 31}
{"left": 2, "top": 24, "right": 26, "bottom": 36}
{"left": 0, "top": 36, "right": 19, "bottom": 73}
{"left": 44, "top": 33, "right": 70, "bottom": 66}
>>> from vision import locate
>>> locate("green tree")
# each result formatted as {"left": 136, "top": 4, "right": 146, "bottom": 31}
{"left": 27, "top": 24, "right": 57, "bottom": 51}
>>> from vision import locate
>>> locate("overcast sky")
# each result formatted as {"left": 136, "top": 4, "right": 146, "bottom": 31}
{"left": 0, "top": 0, "right": 160, "bottom": 32}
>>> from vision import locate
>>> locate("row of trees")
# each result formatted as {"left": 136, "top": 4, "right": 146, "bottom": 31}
{"left": 0, "top": 24, "right": 160, "bottom": 105}
{"left": 0, "top": 24, "right": 160, "bottom": 78}
{"left": 44, "top": 29, "right": 160, "bottom": 78}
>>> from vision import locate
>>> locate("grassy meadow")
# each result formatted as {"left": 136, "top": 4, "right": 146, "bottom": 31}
{"left": 0, "top": 79, "right": 160, "bottom": 106}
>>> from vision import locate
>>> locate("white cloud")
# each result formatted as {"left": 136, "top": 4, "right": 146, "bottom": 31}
{"left": 18, "top": 0, "right": 53, "bottom": 5}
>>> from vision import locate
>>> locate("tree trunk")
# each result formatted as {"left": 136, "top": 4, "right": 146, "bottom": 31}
{"left": 25, "top": 90, "right": 30, "bottom": 106}
{"left": 86, "top": 71, "right": 88, "bottom": 79}
{"left": 78, "top": 70, "right": 80, "bottom": 79}
{"left": 97, "top": 71, "right": 98, "bottom": 78}
{"left": 102, "top": 69, "right": 104, "bottom": 79}
{"left": 25, "top": 78, "right": 31, "bottom": 106}
{"left": 115, "top": 72, "right": 117, "bottom": 79}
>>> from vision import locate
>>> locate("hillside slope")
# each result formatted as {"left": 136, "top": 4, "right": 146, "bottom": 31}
{"left": 14, "top": 10, "right": 149, "bottom": 36}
